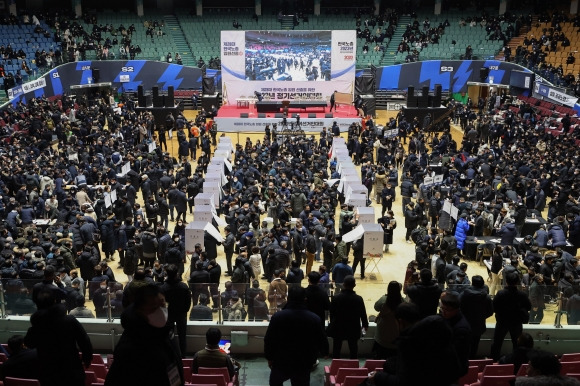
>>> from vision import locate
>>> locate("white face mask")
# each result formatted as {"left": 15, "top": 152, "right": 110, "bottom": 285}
{"left": 147, "top": 306, "right": 168, "bottom": 328}
{"left": 100, "top": 285, "right": 107, "bottom": 290}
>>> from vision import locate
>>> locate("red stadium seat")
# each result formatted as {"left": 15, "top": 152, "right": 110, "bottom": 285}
{"left": 478, "top": 364, "right": 514, "bottom": 380}
{"left": 471, "top": 375, "right": 516, "bottom": 386}
{"left": 516, "top": 363, "right": 529, "bottom": 377}
{"left": 190, "top": 374, "right": 229, "bottom": 386}
{"left": 198, "top": 367, "right": 237, "bottom": 385}
{"left": 330, "top": 368, "right": 369, "bottom": 386}
{"left": 342, "top": 376, "right": 369, "bottom": 386}
{"left": 4, "top": 378, "right": 41, "bottom": 386}
{"left": 458, "top": 366, "right": 478, "bottom": 386}
{"left": 468, "top": 359, "right": 494, "bottom": 372}
{"left": 561, "top": 354, "right": 580, "bottom": 362}
{"left": 560, "top": 361, "right": 580, "bottom": 375}
{"left": 362, "top": 359, "right": 385, "bottom": 371}
{"left": 324, "top": 359, "right": 359, "bottom": 386}
{"left": 183, "top": 367, "right": 193, "bottom": 384}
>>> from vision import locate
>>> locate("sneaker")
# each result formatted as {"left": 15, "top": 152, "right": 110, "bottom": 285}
{"left": 406, "top": 240, "right": 412, "bottom": 244}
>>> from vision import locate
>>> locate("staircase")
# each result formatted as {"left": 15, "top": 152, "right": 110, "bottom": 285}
{"left": 164, "top": 14, "right": 196, "bottom": 67}
{"left": 381, "top": 15, "right": 411, "bottom": 66}
{"left": 280, "top": 15, "right": 295, "bottom": 30}
{"left": 495, "top": 15, "right": 537, "bottom": 61}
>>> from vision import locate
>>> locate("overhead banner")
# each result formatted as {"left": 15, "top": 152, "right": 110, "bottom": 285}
{"left": 8, "top": 77, "right": 47, "bottom": 99}
{"left": 534, "top": 82, "right": 578, "bottom": 107}
{"left": 221, "top": 30, "right": 356, "bottom": 104}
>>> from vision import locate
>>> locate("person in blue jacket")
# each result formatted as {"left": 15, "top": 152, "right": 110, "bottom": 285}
{"left": 455, "top": 213, "right": 471, "bottom": 257}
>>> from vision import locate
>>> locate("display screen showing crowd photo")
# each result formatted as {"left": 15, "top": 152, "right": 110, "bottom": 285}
{"left": 245, "top": 30, "right": 331, "bottom": 81}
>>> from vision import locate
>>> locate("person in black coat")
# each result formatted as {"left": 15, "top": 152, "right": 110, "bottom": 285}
{"left": 264, "top": 286, "right": 326, "bottom": 386}
{"left": 105, "top": 284, "right": 184, "bottom": 386}
{"left": 174, "top": 188, "right": 188, "bottom": 223}
{"left": 440, "top": 291, "right": 472, "bottom": 377}
{"left": 329, "top": 275, "right": 368, "bottom": 359}
{"left": 305, "top": 271, "right": 330, "bottom": 356}
{"left": 0, "top": 335, "right": 40, "bottom": 381}
{"left": 406, "top": 269, "right": 443, "bottom": 319}
{"left": 460, "top": 275, "right": 494, "bottom": 358}
{"left": 203, "top": 231, "right": 221, "bottom": 261}
{"left": 161, "top": 265, "right": 192, "bottom": 357}
{"left": 490, "top": 272, "right": 532, "bottom": 361}
{"left": 24, "top": 289, "right": 93, "bottom": 386}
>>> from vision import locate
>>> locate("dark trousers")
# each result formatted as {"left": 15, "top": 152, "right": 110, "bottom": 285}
{"left": 333, "top": 337, "right": 358, "bottom": 359}
{"left": 118, "top": 249, "right": 125, "bottom": 267}
{"left": 490, "top": 322, "right": 522, "bottom": 361}
{"left": 470, "top": 333, "right": 482, "bottom": 359}
{"left": 176, "top": 210, "right": 186, "bottom": 222}
{"left": 269, "top": 366, "right": 310, "bottom": 386}
{"left": 352, "top": 256, "right": 366, "bottom": 278}
{"left": 225, "top": 250, "right": 234, "bottom": 274}
{"left": 168, "top": 314, "right": 187, "bottom": 357}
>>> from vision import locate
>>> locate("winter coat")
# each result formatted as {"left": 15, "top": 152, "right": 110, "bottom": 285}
{"left": 548, "top": 224, "right": 567, "bottom": 247}
{"left": 454, "top": 218, "right": 470, "bottom": 250}
{"left": 140, "top": 231, "right": 158, "bottom": 260}
{"left": 497, "top": 222, "right": 517, "bottom": 246}
{"left": 459, "top": 286, "right": 493, "bottom": 335}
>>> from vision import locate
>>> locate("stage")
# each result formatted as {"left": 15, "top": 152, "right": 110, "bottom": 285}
{"left": 214, "top": 102, "right": 360, "bottom": 132}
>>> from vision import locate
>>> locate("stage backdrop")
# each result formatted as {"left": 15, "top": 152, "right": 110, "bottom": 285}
{"left": 7, "top": 60, "right": 203, "bottom": 105}
{"left": 221, "top": 30, "right": 356, "bottom": 104}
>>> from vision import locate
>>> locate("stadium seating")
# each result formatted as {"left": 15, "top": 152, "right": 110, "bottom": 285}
{"left": 324, "top": 359, "right": 359, "bottom": 386}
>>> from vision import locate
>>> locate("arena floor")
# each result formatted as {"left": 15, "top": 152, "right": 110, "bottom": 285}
{"left": 99, "top": 108, "right": 559, "bottom": 327}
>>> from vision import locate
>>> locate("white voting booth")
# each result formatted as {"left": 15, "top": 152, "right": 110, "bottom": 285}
{"left": 193, "top": 204, "right": 227, "bottom": 226}
{"left": 347, "top": 193, "right": 367, "bottom": 207}
{"left": 195, "top": 192, "right": 215, "bottom": 207}
{"left": 356, "top": 207, "right": 375, "bottom": 224}
{"left": 185, "top": 221, "right": 223, "bottom": 254}
{"left": 203, "top": 181, "right": 221, "bottom": 199}
{"left": 342, "top": 223, "right": 384, "bottom": 278}
{"left": 193, "top": 204, "right": 214, "bottom": 223}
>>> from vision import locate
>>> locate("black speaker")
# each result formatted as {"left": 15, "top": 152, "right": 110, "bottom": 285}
{"left": 325, "top": 113, "right": 333, "bottom": 118}
{"left": 361, "top": 95, "right": 376, "bottom": 118}
{"left": 434, "top": 84, "right": 442, "bottom": 97}
{"left": 422, "top": 86, "right": 429, "bottom": 97}
{"left": 308, "top": 113, "right": 316, "bottom": 118}
{"left": 407, "top": 86, "right": 415, "bottom": 106}
{"left": 166, "top": 86, "right": 174, "bottom": 107}
{"left": 417, "top": 96, "right": 429, "bottom": 108}
{"left": 240, "top": 113, "right": 249, "bottom": 118}
{"left": 258, "top": 113, "right": 266, "bottom": 118}
{"left": 201, "top": 95, "right": 218, "bottom": 111}
{"left": 152, "top": 86, "right": 159, "bottom": 102}
{"left": 137, "top": 85, "right": 145, "bottom": 106}
{"left": 202, "top": 76, "right": 215, "bottom": 95}
{"left": 480, "top": 68, "right": 490, "bottom": 82}
{"left": 275, "top": 113, "right": 283, "bottom": 118}
{"left": 92, "top": 68, "right": 100, "bottom": 83}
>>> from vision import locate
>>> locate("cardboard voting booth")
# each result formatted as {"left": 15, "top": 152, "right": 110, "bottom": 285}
{"left": 185, "top": 221, "right": 223, "bottom": 254}
{"left": 205, "top": 172, "right": 222, "bottom": 187}
{"left": 346, "top": 183, "right": 368, "bottom": 199}
{"left": 347, "top": 193, "right": 367, "bottom": 207}
{"left": 193, "top": 205, "right": 214, "bottom": 223}
{"left": 195, "top": 192, "right": 215, "bottom": 207}
{"left": 356, "top": 207, "right": 375, "bottom": 224}
{"left": 203, "top": 181, "right": 221, "bottom": 198}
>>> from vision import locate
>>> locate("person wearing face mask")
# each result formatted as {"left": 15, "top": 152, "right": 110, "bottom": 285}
{"left": 105, "top": 284, "right": 184, "bottom": 386}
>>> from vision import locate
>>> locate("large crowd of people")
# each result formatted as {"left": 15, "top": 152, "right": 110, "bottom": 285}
{"left": 0, "top": 4, "right": 579, "bottom": 386}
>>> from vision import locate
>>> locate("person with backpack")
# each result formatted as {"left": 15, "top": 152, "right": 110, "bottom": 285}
{"left": 440, "top": 230, "right": 458, "bottom": 263}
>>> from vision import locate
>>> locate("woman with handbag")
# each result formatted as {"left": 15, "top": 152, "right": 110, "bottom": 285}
{"left": 372, "top": 281, "right": 403, "bottom": 359}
